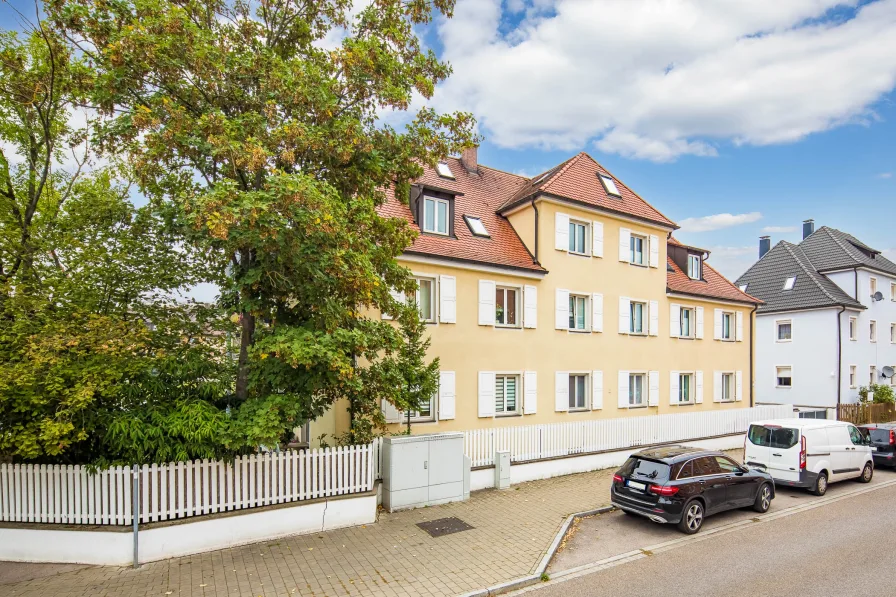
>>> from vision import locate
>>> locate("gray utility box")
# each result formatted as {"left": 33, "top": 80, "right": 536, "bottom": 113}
{"left": 382, "top": 432, "right": 470, "bottom": 512}
{"left": 495, "top": 450, "right": 511, "bottom": 490}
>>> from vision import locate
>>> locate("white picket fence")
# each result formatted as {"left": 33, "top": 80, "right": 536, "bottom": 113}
{"left": 0, "top": 444, "right": 376, "bottom": 526}
{"left": 463, "top": 405, "right": 793, "bottom": 467}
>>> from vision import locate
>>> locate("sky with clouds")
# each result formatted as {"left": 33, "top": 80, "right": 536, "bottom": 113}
{"left": 3, "top": 0, "right": 896, "bottom": 288}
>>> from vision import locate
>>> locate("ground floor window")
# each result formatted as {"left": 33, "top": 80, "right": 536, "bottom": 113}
{"left": 776, "top": 366, "right": 792, "bottom": 388}
{"left": 629, "top": 373, "right": 645, "bottom": 406}
{"left": 495, "top": 375, "right": 520, "bottom": 415}
{"left": 679, "top": 373, "right": 693, "bottom": 403}
{"left": 798, "top": 410, "right": 827, "bottom": 420}
{"left": 721, "top": 372, "right": 733, "bottom": 402}
{"left": 404, "top": 396, "right": 434, "bottom": 422}
{"left": 568, "top": 374, "right": 588, "bottom": 410}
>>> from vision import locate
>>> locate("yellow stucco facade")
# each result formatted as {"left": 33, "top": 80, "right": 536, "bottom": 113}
{"left": 309, "top": 196, "right": 756, "bottom": 444}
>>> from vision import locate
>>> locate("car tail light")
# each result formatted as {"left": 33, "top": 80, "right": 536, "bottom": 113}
{"left": 613, "top": 474, "right": 623, "bottom": 484}
{"left": 890, "top": 430, "right": 895, "bottom": 446}
{"left": 799, "top": 435, "right": 807, "bottom": 470}
{"left": 649, "top": 485, "right": 679, "bottom": 497}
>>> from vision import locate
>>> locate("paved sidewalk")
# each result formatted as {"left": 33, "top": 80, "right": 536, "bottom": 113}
{"left": 1, "top": 467, "right": 616, "bottom": 597}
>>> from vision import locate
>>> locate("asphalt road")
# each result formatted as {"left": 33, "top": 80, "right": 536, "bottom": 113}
{"left": 520, "top": 469, "right": 896, "bottom": 597}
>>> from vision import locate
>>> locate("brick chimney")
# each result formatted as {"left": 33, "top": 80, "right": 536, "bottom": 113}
{"left": 802, "top": 219, "right": 815, "bottom": 240}
{"left": 759, "top": 236, "right": 771, "bottom": 259}
{"left": 460, "top": 145, "right": 479, "bottom": 174}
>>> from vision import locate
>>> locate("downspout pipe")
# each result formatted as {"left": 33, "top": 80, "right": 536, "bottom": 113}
{"left": 750, "top": 304, "right": 758, "bottom": 407}
{"left": 531, "top": 198, "right": 539, "bottom": 264}
{"left": 836, "top": 305, "right": 846, "bottom": 412}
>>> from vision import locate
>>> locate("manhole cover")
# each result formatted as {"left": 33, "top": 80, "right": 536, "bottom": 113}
{"left": 416, "top": 517, "right": 474, "bottom": 538}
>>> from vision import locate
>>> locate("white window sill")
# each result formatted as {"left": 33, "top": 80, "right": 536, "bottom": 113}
{"left": 776, "top": 386, "right": 793, "bottom": 390}
{"left": 568, "top": 328, "right": 590, "bottom": 334}
{"left": 629, "top": 331, "right": 648, "bottom": 337}
{"left": 630, "top": 262, "right": 648, "bottom": 268}
{"left": 495, "top": 324, "right": 522, "bottom": 330}
{"left": 625, "top": 404, "right": 648, "bottom": 409}
{"left": 422, "top": 230, "right": 450, "bottom": 237}
{"left": 718, "top": 399, "right": 736, "bottom": 404}
{"left": 776, "top": 339, "right": 792, "bottom": 343}
{"left": 672, "top": 401, "right": 695, "bottom": 406}
{"left": 496, "top": 412, "right": 523, "bottom": 418}
{"left": 568, "top": 408, "right": 590, "bottom": 413}
{"left": 675, "top": 335, "right": 695, "bottom": 340}
{"left": 568, "top": 251, "right": 591, "bottom": 258}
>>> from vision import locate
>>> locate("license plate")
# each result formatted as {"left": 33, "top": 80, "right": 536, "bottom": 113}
{"left": 626, "top": 480, "right": 647, "bottom": 491}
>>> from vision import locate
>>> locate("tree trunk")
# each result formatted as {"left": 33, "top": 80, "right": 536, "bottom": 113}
{"left": 235, "top": 311, "right": 255, "bottom": 401}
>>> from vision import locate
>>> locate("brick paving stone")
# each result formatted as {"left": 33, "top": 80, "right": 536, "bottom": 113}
{"left": 0, "top": 465, "right": 623, "bottom": 597}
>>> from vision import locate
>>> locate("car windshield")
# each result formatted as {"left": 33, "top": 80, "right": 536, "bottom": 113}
{"left": 748, "top": 425, "right": 799, "bottom": 449}
{"left": 619, "top": 457, "right": 670, "bottom": 481}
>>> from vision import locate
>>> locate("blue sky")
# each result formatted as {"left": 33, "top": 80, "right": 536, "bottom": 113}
{"left": 4, "top": 0, "right": 895, "bottom": 283}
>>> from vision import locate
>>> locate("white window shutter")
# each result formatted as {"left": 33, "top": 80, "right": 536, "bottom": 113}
{"left": 696, "top": 371, "right": 704, "bottom": 404}
{"left": 618, "top": 227, "right": 631, "bottom": 262}
{"left": 555, "top": 289, "right": 570, "bottom": 330}
{"left": 592, "top": 221, "right": 604, "bottom": 257}
{"left": 591, "top": 293, "right": 603, "bottom": 333}
{"left": 478, "top": 280, "right": 496, "bottom": 326}
{"left": 555, "top": 212, "right": 569, "bottom": 251}
{"left": 592, "top": 371, "right": 603, "bottom": 410}
{"left": 696, "top": 307, "right": 705, "bottom": 339}
{"left": 713, "top": 371, "right": 723, "bottom": 403}
{"left": 648, "top": 371, "right": 660, "bottom": 406}
{"left": 439, "top": 275, "right": 456, "bottom": 323}
{"left": 670, "top": 371, "right": 680, "bottom": 405}
{"left": 523, "top": 371, "right": 537, "bottom": 414}
{"left": 649, "top": 235, "right": 659, "bottom": 268}
{"left": 524, "top": 285, "right": 538, "bottom": 329}
{"left": 478, "top": 371, "right": 496, "bottom": 418}
{"left": 555, "top": 371, "right": 569, "bottom": 412}
{"left": 714, "top": 309, "right": 723, "bottom": 340}
{"left": 382, "top": 399, "right": 401, "bottom": 423}
{"left": 649, "top": 300, "right": 659, "bottom": 336}
{"left": 382, "top": 288, "right": 404, "bottom": 320}
{"left": 736, "top": 311, "right": 744, "bottom": 342}
{"left": 618, "top": 370, "right": 630, "bottom": 409}
{"left": 670, "top": 304, "right": 681, "bottom": 337}
{"left": 438, "top": 371, "right": 456, "bottom": 420}
{"left": 619, "top": 296, "right": 631, "bottom": 334}
{"left": 736, "top": 371, "right": 744, "bottom": 402}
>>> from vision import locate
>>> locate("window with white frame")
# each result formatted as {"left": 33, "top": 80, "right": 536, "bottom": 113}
{"left": 411, "top": 277, "right": 436, "bottom": 322}
{"left": 494, "top": 375, "right": 520, "bottom": 415}
{"left": 568, "top": 219, "right": 588, "bottom": 254}
{"left": 568, "top": 374, "right": 588, "bottom": 410}
{"left": 849, "top": 365, "right": 857, "bottom": 388}
{"left": 495, "top": 286, "right": 520, "bottom": 328}
{"left": 776, "top": 366, "right": 792, "bottom": 388}
{"left": 891, "top": 323, "right": 896, "bottom": 344}
{"left": 776, "top": 320, "right": 792, "bottom": 342}
{"left": 871, "top": 320, "right": 877, "bottom": 343}
{"left": 687, "top": 254, "right": 701, "bottom": 280}
{"left": 783, "top": 276, "right": 796, "bottom": 291}
{"left": 849, "top": 317, "right": 857, "bottom": 341}
{"left": 568, "top": 294, "right": 589, "bottom": 330}
{"left": 422, "top": 196, "right": 449, "bottom": 235}
{"left": 403, "top": 394, "right": 435, "bottom": 422}
{"left": 871, "top": 366, "right": 877, "bottom": 386}
{"left": 680, "top": 307, "right": 694, "bottom": 338}
{"left": 871, "top": 277, "right": 878, "bottom": 296}
{"left": 891, "top": 282, "right": 896, "bottom": 302}
{"left": 721, "top": 311, "right": 734, "bottom": 340}
{"left": 630, "top": 234, "right": 647, "bottom": 265}
{"left": 629, "top": 373, "right": 646, "bottom": 407}
{"left": 678, "top": 373, "right": 694, "bottom": 403}
{"left": 630, "top": 301, "right": 647, "bottom": 335}
{"left": 721, "top": 373, "right": 734, "bottom": 402}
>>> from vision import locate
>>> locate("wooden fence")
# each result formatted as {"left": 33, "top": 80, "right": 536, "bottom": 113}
{"left": 0, "top": 444, "right": 376, "bottom": 526}
{"left": 837, "top": 403, "right": 896, "bottom": 426}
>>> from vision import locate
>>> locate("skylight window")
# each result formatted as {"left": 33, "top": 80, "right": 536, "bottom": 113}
{"left": 464, "top": 215, "right": 489, "bottom": 237}
{"left": 783, "top": 277, "right": 797, "bottom": 290}
{"left": 738, "top": 284, "right": 748, "bottom": 293}
{"left": 436, "top": 162, "right": 455, "bottom": 179}
{"left": 599, "top": 174, "right": 621, "bottom": 197}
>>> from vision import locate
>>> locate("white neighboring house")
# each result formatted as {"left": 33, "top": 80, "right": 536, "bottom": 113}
{"left": 736, "top": 221, "right": 896, "bottom": 416}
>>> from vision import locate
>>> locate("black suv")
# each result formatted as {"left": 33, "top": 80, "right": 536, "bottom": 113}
{"left": 859, "top": 423, "right": 896, "bottom": 468}
{"left": 611, "top": 446, "right": 775, "bottom": 534}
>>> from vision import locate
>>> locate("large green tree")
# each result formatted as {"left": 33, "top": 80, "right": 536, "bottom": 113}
{"left": 47, "top": 0, "right": 475, "bottom": 449}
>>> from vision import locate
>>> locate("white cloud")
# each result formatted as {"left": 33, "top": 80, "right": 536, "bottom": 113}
{"left": 433, "top": 0, "right": 896, "bottom": 161}
{"left": 762, "top": 225, "right": 797, "bottom": 233}
{"left": 704, "top": 245, "right": 759, "bottom": 281}
{"left": 678, "top": 211, "right": 762, "bottom": 233}
{"left": 877, "top": 172, "right": 893, "bottom": 179}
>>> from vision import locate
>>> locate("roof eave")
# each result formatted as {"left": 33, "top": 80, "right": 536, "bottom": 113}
{"left": 500, "top": 192, "right": 679, "bottom": 230}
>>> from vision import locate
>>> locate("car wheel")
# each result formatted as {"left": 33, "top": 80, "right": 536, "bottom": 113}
{"left": 858, "top": 462, "right": 873, "bottom": 483}
{"left": 677, "top": 500, "right": 704, "bottom": 535}
{"left": 810, "top": 472, "right": 828, "bottom": 496}
{"left": 752, "top": 483, "right": 772, "bottom": 513}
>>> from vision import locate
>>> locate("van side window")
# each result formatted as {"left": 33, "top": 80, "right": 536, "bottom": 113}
{"left": 848, "top": 425, "right": 865, "bottom": 446}
{"left": 748, "top": 425, "right": 799, "bottom": 449}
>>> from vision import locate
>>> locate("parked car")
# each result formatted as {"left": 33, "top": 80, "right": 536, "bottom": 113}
{"left": 744, "top": 419, "right": 873, "bottom": 496}
{"left": 610, "top": 446, "right": 775, "bottom": 535}
{"left": 859, "top": 423, "right": 896, "bottom": 468}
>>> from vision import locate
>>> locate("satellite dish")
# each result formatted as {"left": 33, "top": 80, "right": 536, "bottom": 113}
{"left": 873, "top": 291, "right": 884, "bottom": 302}
{"left": 883, "top": 366, "right": 895, "bottom": 379}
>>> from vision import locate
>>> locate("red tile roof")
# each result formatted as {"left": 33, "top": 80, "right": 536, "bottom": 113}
{"left": 666, "top": 238, "right": 762, "bottom": 304}
{"left": 499, "top": 152, "right": 677, "bottom": 228}
{"left": 378, "top": 157, "right": 545, "bottom": 272}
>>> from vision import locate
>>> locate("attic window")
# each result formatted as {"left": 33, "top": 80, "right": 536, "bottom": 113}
{"left": 739, "top": 284, "right": 748, "bottom": 293}
{"left": 464, "top": 215, "right": 489, "bottom": 237}
{"left": 687, "top": 254, "right": 702, "bottom": 280}
{"left": 599, "top": 174, "right": 621, "bottom": 197}
{"left": 783, "top": 276, "right": 797, "bottom": 290}
{"left": 436, "top": 162, "right": 455, "bottom": 179}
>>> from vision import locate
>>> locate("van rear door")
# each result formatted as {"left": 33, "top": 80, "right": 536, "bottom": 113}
{"left": 746, "top": 424, "right": 801, "bottom": 482}
{"left": 745, "top": 424, "right": 771, "bottom": 467}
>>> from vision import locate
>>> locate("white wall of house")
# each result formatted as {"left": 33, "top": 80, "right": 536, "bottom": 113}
{"left": 829, "top": 269, "right": 896, "bottom": 400}
{"left": 756, "top": 309, "right": 839, "bottom": 407}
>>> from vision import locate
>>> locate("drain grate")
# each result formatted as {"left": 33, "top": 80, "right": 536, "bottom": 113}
{"left": 416, "top": 517, "right": 474, "bottom": 538}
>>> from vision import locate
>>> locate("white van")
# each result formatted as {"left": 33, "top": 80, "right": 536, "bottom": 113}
{"left": 744, "top": 419, "right": 874, "bottom": 496}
